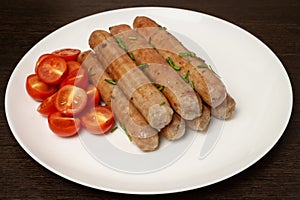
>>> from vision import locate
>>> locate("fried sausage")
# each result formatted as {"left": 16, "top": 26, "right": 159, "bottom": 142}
{"left": 133, "top": 16, "right": 227, "bottom": 108}
{"left": 161, "top": 113, "right": 186, "bottom": 140}
{"left": 211, "top": 94, "right": 236, "bottom": 120}
{"left": 109, "top": 24, "right": 201, "bottom": 121}
{"left": 186, "top": 104, "right": 211, "bottom": 131}
{"left": 82, "top": 52, "right": 159, "bottom": 151}
{"left": 89, "top": 30, "right": 173, "bottom": 130}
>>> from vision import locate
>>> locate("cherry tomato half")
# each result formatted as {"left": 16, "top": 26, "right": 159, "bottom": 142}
{"left": 52, "top": 48, "right": 81, "bottom": 61}
{"left": 86, "top": 84, "right": 100, "bottom": 106}
{"left": 48, "top": 112, "right": 80, "bottom": 137}
{"left": 80, "top": 106, "right": 114, "bottom": 134}
{"left": 26, "top": 74, "right": 58, "bottom": 101}
{"left": 37, "top": 93, "right": 58, "bottom": 115}
{"left": 37, "top": 55, "right": 67, "bottom": 85}
{"left": 59, "top": 68, "right": 88, "bottom": 89}
{"left": 66, "top": 61, "right": 81, "bottom": 74}
{"left": 34, "top": 53, "right": 52, "bottom": 73}
{"left": 55, "top": 85, "right": 87, "bottom": 116}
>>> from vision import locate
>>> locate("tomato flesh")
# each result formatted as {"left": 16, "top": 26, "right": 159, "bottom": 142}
{"left": 35, "top": 53, "right": 52, "bottom": 73}
{"left": 80, "top": 106, "right": 114, "bottom": 134}
{"left": 37, "top": 93, "right": 58, "bottom": 115}
{"left": 60, "top": 68, "right": 88, "bottom": 89}
{"left": 37, "top": 55, "right": 67, "bottom": 85}
{"left": 55, "top": 85, "right": 87, "bottom": 116}
{"left": 52, "top": 48, "right": 81, "bottom": 61}
{"left": 26, "top": 74, "right": 58, "bottom": 101}
{"left": 86, "top": 84, "right": 100, "bottom": 106}
{"left": 48, "top": 112, "right": 80, "bottom": 137}
{"left": 66, "top": 61, "right": 81, "bottom": 74}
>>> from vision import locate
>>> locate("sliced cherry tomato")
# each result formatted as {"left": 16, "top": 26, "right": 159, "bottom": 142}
{"left": 60, "top": 68, "right": 88, "bottom": 89}
{"left": 80, "top": 106, "right": 114, "bottom": 134}
{"left": 26, "top": 74, "right": 58, "bottom": 101}
{"left": 86, "top": 84, "right": 100, "bottom": 106}
{"left": 37, "top": 55, "right": 67, "bottom": 85}
{"left": 66, "top": 60, "right": 81, "bottom": 74}
{"left": 35, "top": 53, "right": 52, "bottom": 73}
{"left": 52, "top": 48, "right": 81, "bottom": 61}
{"left": 37, "top": 93, "right": 58, "bottom": 115}
{"left": 48, "top": 112, "right": 80, "bottom": 137}
{"left": 55, "top": 85, "right": 87, "bottom": 116}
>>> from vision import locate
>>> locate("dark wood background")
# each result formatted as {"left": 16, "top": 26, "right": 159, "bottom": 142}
{"left": 1, "top": 0, "right": 299, "bottom": 199}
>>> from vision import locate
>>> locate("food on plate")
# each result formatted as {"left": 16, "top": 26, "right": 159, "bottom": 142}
{"left": 80, "top": 106, "right": 114, "bottom": 134}
{"left": 26, "top": 48, "right": 114, "bottom": 137}
{"left": 133, "top": 16, "right": 230, "bottom": 109}
{"left": 37, "top": 93, "right": 58, "bottom": 115}
{"left": 85, "top": 84, "right": 101, "bottom": 106}
{"left": 109, "top": 24, "right": 201, "bottom": 121}
{"left": 82, "top": 52, "right": 159, "bottom": 151}
{"left": 48, "top": 111, "right": 81, "bottom": 137}
{"left": 26, "top": 74, "right": 58, "bottom": 101}
{"left": 55, "top": 85, "right": 88, "bottom": 116}
{"left": 161, "top": 113, "right": 185, "bottom": 140}
{"left": 186, "top": 104, "right": 211, "bottom": 131}
{"left": 52, "top": 48, "right": 81, "bottom": 61}
{"left": 108, "top": 24, "right": 212, "bottom": 133}
{"left": 25, "top": 16, "right": 237, "bottom": 151}
{"left": 211, "top": 94, "right": 236, "bottom": 120}
{"left": 89, "top": 30, "right": 174, "bottom": 130}
{"left": 36, "top": 55, "right": 68, "bottom": 85}
{"left": 59, "top": 67, "right": 88, "bottom": 89}
{"left": 66, "top": 60, "right": 81, "bottom": 73}
{"left": 77, "top": 50, "right": 91, "bottom": 64}
{"left": 34, "top": 53, "right": 52, "bottom": 73}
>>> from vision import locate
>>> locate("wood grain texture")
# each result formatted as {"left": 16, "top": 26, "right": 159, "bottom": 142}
{"left": 1, "top": 0, "right": 299, "bottom": 199}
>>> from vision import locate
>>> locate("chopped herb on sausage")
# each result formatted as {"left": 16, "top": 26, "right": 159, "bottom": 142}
{"left": 104, "top": 79, "right": 117, "bottom": 85}
{"left": 166, "top": 57, "right": 181, "bottom": 71}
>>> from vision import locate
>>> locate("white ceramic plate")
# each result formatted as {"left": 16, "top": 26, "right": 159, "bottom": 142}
{"left": 5, "top": 7, "right": 293, "bottom": 194}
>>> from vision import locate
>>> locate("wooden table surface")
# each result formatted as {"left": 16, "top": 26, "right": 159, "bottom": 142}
{"left": 1, "top": 0, "right": 299, "bottom": 199}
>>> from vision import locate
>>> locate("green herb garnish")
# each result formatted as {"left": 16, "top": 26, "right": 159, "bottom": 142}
{"left": 158, "top": 25, "right": 167, "bottom": 30}
{"left": 157, "top": 85, "right": 164, "bottom": 91}
{"left": 197, "top": 64, "right": 221, "bottom": 78}
{"left": 104, "top": 79, "right": 117, "bottom": 85}
{"left": 179, "top": 51, "right": 196, "bottom": 58}
{"left": 138, "top": 63, "right": 149, "bottom": 70}
{"left": 119, "top": 123, "right": 132, "bottom": 142}
{"left": 197, "top": 64, "right": 209, "bottom": 69}
{"left": 115, "top": 37, "right": 127, "bottom": 51}
{"left": 129, "top": 53, "right": 135, "bottom": 61}
{"left": 160, "top": 101, "right": 166, "bottom": 106}
{"left": 149, "top": 37, "right": 156, "bottom": 48}
{"left": 110, "top": 126, "right": 118, "bottom": 133}
{"left": 87, "top": 67, "right": 96, "bottom": 77}
{"left": 182, "top": 70, "right": 190, "bottom": 83}
{"left": 166, "top": 57, "right": 181, "bottom": 71}
{"left": 191, "top": 81, "right": 195, "bottom": 90}
{"left": 153, "top": 83, "right": 164, "bottom": 92}
{"left": 128, "top": 36, "right": 137, "bottom": 40}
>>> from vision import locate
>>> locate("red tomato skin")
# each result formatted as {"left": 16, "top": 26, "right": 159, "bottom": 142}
{"left": 26, "top": 74, "right": 58, "bottom": 101}
{"left": 35, "top": 53, "right": 52, "bottom": 74}
{"left": 48, "top": 112, "right": 80, "bottom": 137}
{"left": 80, "top": 106, "right": 114, "bottom": 135}
{"left": 52, "top": 48, "right": 81, "bottom": 61}
{"left": 86, "top": 84, "right": 101, "bottom": 106}
{"left": 59, "top": 68, "right": 88, "bottom": 89}
{"left": 37, "top": 55, "right": 68, "bottom": 85}
{"left": 66, "top": 61, "right": 81, "bottom": 73}
{"left": 55, "top": 85, "right": 88, "bottom": 116}
{"left": 37, "top": 93, "right": 58, "bottom": 115}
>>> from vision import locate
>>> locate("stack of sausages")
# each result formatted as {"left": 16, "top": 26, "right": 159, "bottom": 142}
{"left": 80, "top": 16, "right": 236, "bottom": 152}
